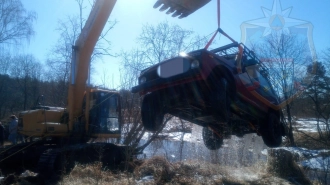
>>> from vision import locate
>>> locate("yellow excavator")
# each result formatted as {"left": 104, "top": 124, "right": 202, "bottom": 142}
{"left": 0, "top": 0, "right": 210, "bottom": 175}
{"left": 16, "top": 0, "right": 211, "bottom": 141}
{"left": 18, "top": 0, "right": 120, "bottom": 141}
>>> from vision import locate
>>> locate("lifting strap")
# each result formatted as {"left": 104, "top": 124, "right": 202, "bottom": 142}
{"left": 204, "top": 0, "right": 237, "bottom": 50}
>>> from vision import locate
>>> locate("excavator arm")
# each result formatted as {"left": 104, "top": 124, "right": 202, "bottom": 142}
{"left": 17, "top": 0, "right": 209, "bottom": 137}
{"left": 68, "top": 0, "right": 117, "bottom": 132}
{"left": 68, "top": 0, "right": 209, "bottom": 131}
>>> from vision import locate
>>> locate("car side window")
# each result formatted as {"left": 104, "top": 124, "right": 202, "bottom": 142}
{"left": 241, "top": 55, "right": 277, "bottom": 99}
{"left": 256, "top": 68, "right": 273, "bottom": 93}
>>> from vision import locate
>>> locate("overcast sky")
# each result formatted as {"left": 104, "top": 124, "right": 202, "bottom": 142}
{"left": 20, "top": 0, "right": 330, "bottom": 89}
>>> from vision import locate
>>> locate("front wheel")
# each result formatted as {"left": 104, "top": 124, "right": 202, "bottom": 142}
{"left": 141, "top": 93, "right": 164, "bottom": 132}
{"left": 261, "top": 113, "right": 282, "bottom": 148}
{"left": 202, "top": 126, "right": 224, "bottom": 150}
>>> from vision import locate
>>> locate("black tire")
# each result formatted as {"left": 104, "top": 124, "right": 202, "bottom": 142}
{"left": 261, "top": 113, "right": 282, "bottom": 147}
{"left": 141, "top": 93, "right": 164, "bottom": 132}
{"left": 202, "top": 126, "right": 223, "bottom": 150}
{"left": 210, "top": 78, "right": 231, "bottom": 122}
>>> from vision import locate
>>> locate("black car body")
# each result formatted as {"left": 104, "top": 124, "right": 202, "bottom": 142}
{"left": 132, "top": 42, "right": 286, "bottom": 149}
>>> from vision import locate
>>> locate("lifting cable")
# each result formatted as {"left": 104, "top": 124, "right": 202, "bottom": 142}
{"left": 204, "top": 0, "right": 244, "bottom": 73}
{"left": 204, "top": 0, "right": 237, "bottom": 50}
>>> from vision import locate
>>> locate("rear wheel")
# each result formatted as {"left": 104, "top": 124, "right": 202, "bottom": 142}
{"left": 141, "top": 93, "right": 164, "bottom": 131}
{"left": 202, "top": 126, "right": 223, "bottom": 150}
{"left": 210, "top": 78, "right": 231, "bottom": 122}
{"left": 261, "top": 113, "right": 282, "bottom": 147}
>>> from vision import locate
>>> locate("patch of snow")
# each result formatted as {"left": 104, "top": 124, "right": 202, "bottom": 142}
{"left": 295, "top": 119, "right": 327, "bottom": 133}
{"left": 300, "top": 157, "right": 330, "bottom": 170}
{"left": 261, "top": 149, "right": 268, "bottom": 156}
{"left": 233, "top": 137, "right": 243, "bottom": 141}
{"left": 136, "top": 175, "right": 154, "bottom": 184}
{"left": 212, "top": 174, "right": 223, "bottom": 180}
{"left": 231, "top": 168, "right": 259, "bottom": 181}
{"left": 270, "top": 147, "right": 330, "bottom": 172}
{"left": 279, "top": 147, "right": 330, "bottom": 159}
{"left": 168, "top": 132, "right": 192, "bottom": 141}
{"left": 20, "top": 170, "right": 37, "bottom": 177}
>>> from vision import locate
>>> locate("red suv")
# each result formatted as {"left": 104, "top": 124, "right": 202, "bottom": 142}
{"left": 132, "top": 42, "right": 285, "bottom": 150}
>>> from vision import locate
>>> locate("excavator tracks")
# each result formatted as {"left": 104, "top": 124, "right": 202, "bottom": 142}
{"left": 37, "top": 149, "right": 61, "bottom": 174}
{"left": 0, "top": 141, "right": 132, "bottom": 177}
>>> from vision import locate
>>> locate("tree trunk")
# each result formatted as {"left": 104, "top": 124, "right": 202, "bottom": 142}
{"left": 285, "top": 104, "right": 296, "bottom": 146}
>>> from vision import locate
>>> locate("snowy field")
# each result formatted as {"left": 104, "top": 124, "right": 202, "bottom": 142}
{"left": 292, "top": 118, "right": 330, "bottom": 172}
{"left": 141, "top": 117, "right": 330, "bottom": 176}
{"left": 294, "top": 118, "right": 328, "bottom": 133}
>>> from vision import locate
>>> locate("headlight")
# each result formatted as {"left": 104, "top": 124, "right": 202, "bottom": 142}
{"left": 179, "top": 52, "right": 188, "bottom": 57}
{"left": 139, "top": 76, "right": 147, "bottom": 84}
{"left": 191, "top": 59, "right": 199, "bottom": 69}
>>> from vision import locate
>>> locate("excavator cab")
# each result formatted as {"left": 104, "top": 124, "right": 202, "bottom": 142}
{"left": 86, "top": 89, "right": 121, "bottom": 138}
{"left": 154, "top": 0, "right": 210, "bottom": 18}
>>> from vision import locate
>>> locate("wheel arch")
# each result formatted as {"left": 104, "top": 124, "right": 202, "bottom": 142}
{"left": 207, "top": 65, "right": 237, "bottom": 100}
{"left": 268, "top": 108, "right": 281, "bottom": 120}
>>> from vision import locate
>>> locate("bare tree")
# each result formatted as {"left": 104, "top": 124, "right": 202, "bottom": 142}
{"left": 137, "top": 20, "right": 206, "bottom": 65}
{"left": 10, "top": 54, "right": 43, "bottom": 110}
{"left": 0, "top": 53, "right": 12, "bottom": 117}
{"left": 46, "top": 0, "right": 117, "bottom": 85}
{"left": 0, "top": 0, "right": 36, "bottom": 45}
{"left": 120, "top": 21, "right": 208, "bottom": 88}
{"left": 119, "top": 21, "right": 208, "bottom": 152}
{"left": 44, "top": 0, "right": 117, "bottom": 107}
{"left": 46, "top": 16, "right": 80, "bottom": 83}
{"left": 0, "top": 52, "right": 11, "bottom": 74}
{"left": 253, "top": 32, "right": 313, "bottom": 146}
{"left": 304, "top": 50, "right": 330, "bottom": 145}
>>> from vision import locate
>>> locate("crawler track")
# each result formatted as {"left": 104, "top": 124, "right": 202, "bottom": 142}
{"left": 0, "top": 141, "right": 132, "bottom": 176}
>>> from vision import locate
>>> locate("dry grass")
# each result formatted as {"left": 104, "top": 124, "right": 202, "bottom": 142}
{"left": 294, "top": 132, "right": 330, "bottom": 150}
{"left": 60, "top": 162, "right": 135, "bottom": 185}
{"left": 134, "top": 156, "right": 173, "bottom": 183}
{"left": 2, "top": 155, "right": 317, "bottom": 185}
{"left": 55, "top": 156, "right": 300, "bottom": 185}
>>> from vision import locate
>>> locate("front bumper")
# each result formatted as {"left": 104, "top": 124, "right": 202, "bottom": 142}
{"left": 131, "top": 69, "right": 202, "bottom": 95}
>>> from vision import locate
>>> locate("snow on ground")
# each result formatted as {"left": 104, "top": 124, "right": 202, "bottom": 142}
{"left": 141, "top": 117, "right": 330, "bottom": 173}
{"left": 294, "top": 118, "right": 328, "bottom": 133}
{"left": 290, "top": 118, "right": 330, "bottom": 170}
{"left": 277, "top": 147, "right": 329, "bottom": 158}
{"left": 301, "top": 157, "right": 330, "bottom": 170}
{"left": 273, "top": 147, "right": 330, "bottom": 170}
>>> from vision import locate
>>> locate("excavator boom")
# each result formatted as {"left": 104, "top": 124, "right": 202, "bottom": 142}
{"left": 154, "top": 0, "right": 210, "bottom": 18}
{"left": 68, "top": 0, "right": 117, "bottom": 132}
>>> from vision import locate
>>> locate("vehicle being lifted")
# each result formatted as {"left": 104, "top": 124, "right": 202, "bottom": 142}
{"left": 132, "top": 42, "right": 286, "bottom": 150}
